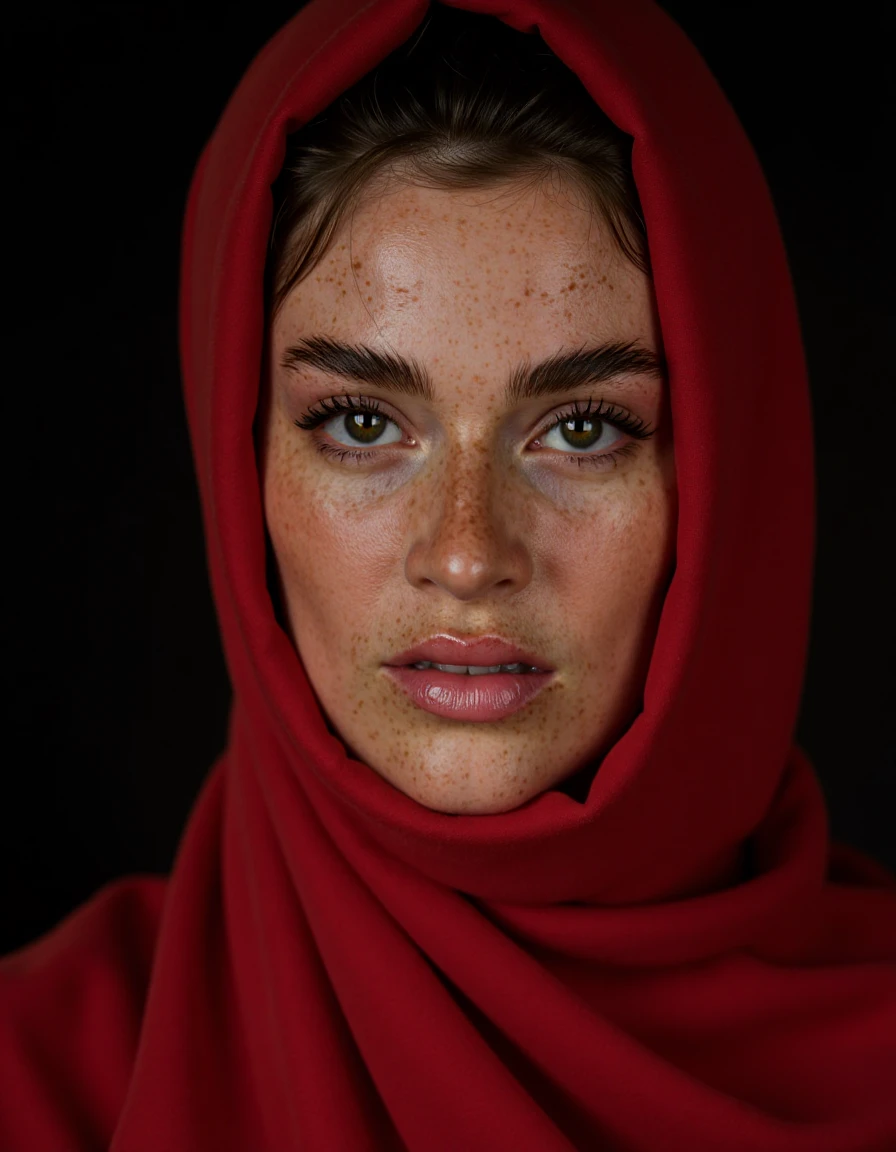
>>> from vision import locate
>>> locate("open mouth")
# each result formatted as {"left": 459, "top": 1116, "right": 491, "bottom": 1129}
{"left": 383, "top": 635, "right": 555, "bottom": 719}
{"left": 408, "top": 661, "right": 543, "bottom": 675}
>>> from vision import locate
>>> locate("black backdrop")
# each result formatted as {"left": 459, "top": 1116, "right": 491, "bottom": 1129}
{"left": 5, "top": 2, "right": 894, "bottom": 955}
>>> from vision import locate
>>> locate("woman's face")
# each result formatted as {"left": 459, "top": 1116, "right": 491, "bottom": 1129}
{"left": 260, "top": 178, "right": 676, "bottom": 814}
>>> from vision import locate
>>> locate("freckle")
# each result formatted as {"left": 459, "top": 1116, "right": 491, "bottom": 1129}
{"left": 365, "top": 280, "right": 371, "bottom": 286}
{"left": 568, "top": 282, "right": 576, "bottom": 291}
{"left": 352, "top": 260, "right": 363, "bottom": 269}
{"left": 524, "top": 288, "right": 532, "bottom": 297}
{"left": 367, "top": 295, "right": 373, "bottom": 302}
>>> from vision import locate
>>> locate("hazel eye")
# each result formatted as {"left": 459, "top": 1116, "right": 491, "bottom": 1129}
{"left": 541, "top": 415, "right": 624, "bottom": 454}
{"left": 325, "top": 411, "right": 403, "bottom": 447}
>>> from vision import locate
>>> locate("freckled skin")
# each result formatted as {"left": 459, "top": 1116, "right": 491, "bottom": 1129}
{"left": 258, "top": 179, "right": 677, "bottom": 815}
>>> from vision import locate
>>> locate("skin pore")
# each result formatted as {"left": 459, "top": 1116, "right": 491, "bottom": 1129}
{"left": 258, "top": 175, "right": 677, "bottom": 815}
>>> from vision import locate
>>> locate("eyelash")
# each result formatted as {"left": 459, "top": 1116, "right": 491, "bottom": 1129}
{"left": 293, "top": 394, "right": 654, "bottom": 470}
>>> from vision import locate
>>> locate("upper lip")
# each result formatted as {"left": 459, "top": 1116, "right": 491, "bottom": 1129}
{"left": 386, "top": 634, "right": 554, "bottom": 672}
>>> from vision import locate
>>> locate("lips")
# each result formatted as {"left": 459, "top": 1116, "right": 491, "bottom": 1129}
{"left": 387, "top": 634, "right": 553, "bottom": 673}
{"left": 383, "top": 635, "right": 556, "bottom": 720}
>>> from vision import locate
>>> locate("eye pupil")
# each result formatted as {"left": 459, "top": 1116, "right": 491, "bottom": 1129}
{"left": 345, "top": 411, "right": 386, "bottom": 443}
{"left": 560, "top": 417, "right": 601, "bottom": 449}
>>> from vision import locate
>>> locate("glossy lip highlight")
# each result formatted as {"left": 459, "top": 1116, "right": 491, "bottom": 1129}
{"left": 382, "top": 634, "right": 556, "bottom": 722}
{"left": 386, "top": 633, "right": 554, "bottom": 672}
{"left": 382, "top": 665, "right": 554, "bottom": 722}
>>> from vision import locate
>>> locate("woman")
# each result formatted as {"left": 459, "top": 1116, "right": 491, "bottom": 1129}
{"left": 3, "top": 1, "right": 895, "bottom": 1149}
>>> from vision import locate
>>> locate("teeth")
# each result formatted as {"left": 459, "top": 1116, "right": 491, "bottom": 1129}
{"left": 410, "top": 661, "right": 535, "bottom": 674}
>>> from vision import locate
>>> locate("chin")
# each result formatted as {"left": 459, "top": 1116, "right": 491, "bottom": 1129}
{"left": 406, "top": 789, "right": 538, "bottom": 817}
{"left": 379, "top": 761, "right": 562, "bottom": 816}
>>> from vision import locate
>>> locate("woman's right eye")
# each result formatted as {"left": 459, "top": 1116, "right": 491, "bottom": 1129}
{"left": 324, "top": 410, "right": 403, "bottom": 447}
{"left": 293, "top": 398, "right": 405, "bottom": 454}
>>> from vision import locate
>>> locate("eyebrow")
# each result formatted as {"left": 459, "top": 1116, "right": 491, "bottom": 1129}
{"left": 280, "top": 334, "right": 664, "bottom": 405}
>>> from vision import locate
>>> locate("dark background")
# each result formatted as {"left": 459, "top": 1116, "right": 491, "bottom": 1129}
{"left": 5, "top": 3, "right": 894, "bottom": 955}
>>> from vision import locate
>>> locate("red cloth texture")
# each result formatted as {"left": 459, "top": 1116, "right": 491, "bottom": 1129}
{"left": 3, "top": 1, "right": 895, "bottom": 1149}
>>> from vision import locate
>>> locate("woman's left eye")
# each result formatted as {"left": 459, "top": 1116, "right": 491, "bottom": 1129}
{"left": 539, "top": 414, "right": 625, "bottom": 456}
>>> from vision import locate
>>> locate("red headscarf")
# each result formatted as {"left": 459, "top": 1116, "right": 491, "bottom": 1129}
{"left": 4, "top": 1, "right": 895, "bottom": 1149}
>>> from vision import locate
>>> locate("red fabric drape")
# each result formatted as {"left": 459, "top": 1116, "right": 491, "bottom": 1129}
{"left": 3, "top": 1, "right": 895, "bottom": 1149}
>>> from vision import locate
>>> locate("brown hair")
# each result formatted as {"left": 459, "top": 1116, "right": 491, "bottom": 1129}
{"left": 265, "top": 3, "right": 649, "bottom": 322}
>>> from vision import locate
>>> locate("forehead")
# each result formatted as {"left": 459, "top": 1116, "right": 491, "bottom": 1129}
{"left": 275, "top": 179, "right": 656, "bottom": 365}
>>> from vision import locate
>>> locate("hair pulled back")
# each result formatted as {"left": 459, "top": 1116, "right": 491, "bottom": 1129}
{"left": 265, "top": 4, "right": 649, "bottom": 321}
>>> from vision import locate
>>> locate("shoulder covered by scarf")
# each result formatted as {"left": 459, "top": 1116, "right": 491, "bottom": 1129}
{"left": 3, "top": 1, "right": 895, "bottom": 1149}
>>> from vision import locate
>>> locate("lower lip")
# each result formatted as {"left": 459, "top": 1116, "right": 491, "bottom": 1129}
{"left": 383, "top": 666, "right": 553, "bottom": 722}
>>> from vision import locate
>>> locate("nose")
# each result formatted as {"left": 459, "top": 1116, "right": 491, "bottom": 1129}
{"left": 404, "top": 449, "right": 534, "bottom": 601}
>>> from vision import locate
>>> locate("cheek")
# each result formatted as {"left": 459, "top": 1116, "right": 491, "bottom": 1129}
{"left": 262, "top": 436, "right": 404, "bottom": 643}
{"left": 544, "top": 467, "right": 676, "bottom": 633}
